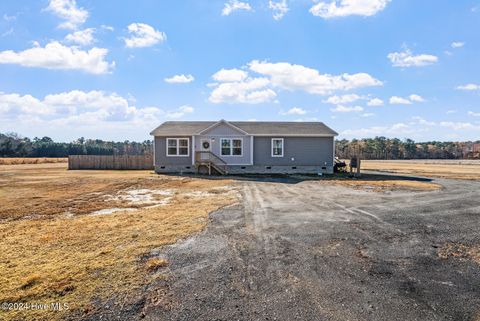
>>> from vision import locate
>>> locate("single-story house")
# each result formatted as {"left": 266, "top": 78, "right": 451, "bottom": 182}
{"left": 149, "top": 120, "right": 338, "bottom": 175}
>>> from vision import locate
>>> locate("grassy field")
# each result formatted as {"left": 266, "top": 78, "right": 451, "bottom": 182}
{"left": 0, "top": 157, "right": 68, "bottom": 165}
{"left": 0, "top": 163, "right": 237, "bottom": 320}
{"left": 361, "top": 159, "right": 480, "bottom": 180}
{"left": 0, "top": 160, "right": 453, "bottom": 320}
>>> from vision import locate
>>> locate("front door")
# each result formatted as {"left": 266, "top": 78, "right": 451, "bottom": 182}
{"left": 200, "top": 139, "right": 211, "bottom": 160}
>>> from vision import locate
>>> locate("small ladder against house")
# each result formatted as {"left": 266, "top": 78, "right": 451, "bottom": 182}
{"left": 194, "top": 151, "right": 228, "bottom": 175}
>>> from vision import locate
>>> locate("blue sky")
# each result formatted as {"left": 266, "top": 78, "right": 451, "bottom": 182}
{"left": 0, "top": 0, "right": 479, "bottom": 142}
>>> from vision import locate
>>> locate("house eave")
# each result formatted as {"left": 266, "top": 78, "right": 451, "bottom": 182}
{"left": 251, "top": 134, "right": 338, "bottom": 137}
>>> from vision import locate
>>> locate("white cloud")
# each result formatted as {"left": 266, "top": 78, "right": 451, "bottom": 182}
{"left": 269, "top": 0, "right": 289, "bottom": 20}
{"left": 124, "top": 23, "right": 166, "bottom": 48}
{"left": 341, "top": 123, "right": 415, "bottom": 137}
{"left": 341, "top": 117, "right": 480, "bottom": 139}
{"left": 389, "top": 94, "right": 425, "bottom": 105}
{"left": 0, "top": 92, "right": 54, "bottom": 115}
{"left": 209, "top": 77, "right": 276, "bottom": 104}
{"left": 3, "top": 14, "right": 16, "bottom": 22}
{"left": 209, "top": 61, "right": 382, "bottom": 104}
{"left": 1, "top": 28, "right": 14, "bottom": 37}
{"left": 367, "top": 98, "right": 384, "bottom": 106}
{"left": 310, "top": 0, "right": 390, "bottom": 18}
{"left": 1, "top": 90, "right": 147, "bottom": 122}
{"left": 0, "top": 89, "right": 196, "bottom": 131}
{"left": 46, "top": 0, "right": 88, "bottom": 30}
{"left": 451, "top": 42, "right": 465, "bottom": 48}
{"left": 456, "top": 83, "right": 480, "bottom": 91}
{"left": 409, "top": 94, "right": 425, "bottom": 102}
{"left": 388, "top": 49, "right": 438, "bottom": 67}
{"left": 249, "top": 60, "right": 382, "bottom": 94}
{"left": 101, "top": 25, "right": 114, "bottom": 31}
{"left": 324, "top": 94, "right": 362, "bottom": 104}
{"left": 280, "top": 107, "right": 307, "bottom": 115}
{"left": 0, "top": 90, "right": 200, "bottom": 141}
{"left": 212, "top": 68, "right": 248, "bottom": 82}
{"left": 468, "top": 111, "right": 480, "bottom": 117}
{"left": 65, "top": 28, "right": 95, "bottom": 46}
{"left": 361, "top": 113, "right": 375, "bottom": 117}
{"left": 0, "top": 41, "right": 114, "bottom": 74}
{"left": 389, "top": 96, "right": 412, "bottom": 105}
{"left": 166, "top": 105, "right": 194, "bottom": 119}
{"left": 440, "top": 121, "right": 479, "bottom": 130}
{"left": 295, "top": 117, "right": 319, "bottom": 122}
{"left": 446, "top": 109, "right": 457, "bottom": 114}
{"left": 222, "top": 0, "right": 252, "bottom": 16}
{"left": 331, "top": 105, "right": 363, "bottom": 113}
{"left": 164, "top": 74, "right": 195, "bottom": 84}
{"left": 411, "top": 116, "right": 435, "bottom": 126}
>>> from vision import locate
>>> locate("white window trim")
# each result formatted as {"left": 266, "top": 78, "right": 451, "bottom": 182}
{"left": 166, "top": 138, "right": 190, "bottom": 157}
{"left": 220, "top": 138, "right": 243, "bottom": 157}
{"left": 271, "top": 138, "right": 284, "bottom": 157}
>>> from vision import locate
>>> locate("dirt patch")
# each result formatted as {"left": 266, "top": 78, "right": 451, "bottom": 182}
{"left": 361, "top": 160, "right": 480, "bottom": 180}
{"left": 438, "top": 243, "right": 480, "bottom": 264}
{"left": 0, "top": 163, "right": 238, "bottom": 320}
{"left": 294, "top": 173, "right": 442, "bottom": 192}
{"left": 0, "top": 163, "right": 238, "bottom": 220}
{"left": 326, "top": 179, "right": 441, "bottom": 191}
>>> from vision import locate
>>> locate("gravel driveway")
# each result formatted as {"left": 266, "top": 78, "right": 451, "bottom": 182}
{"left": 117, "top": 176, "right": 480, "bottom": 320}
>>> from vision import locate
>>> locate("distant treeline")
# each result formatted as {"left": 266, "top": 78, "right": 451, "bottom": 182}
{"left": 1, "top": 133, "right": 479, "bottom": 159}
{"left": 0, "top": 133, "right": 152, "bottom": 157}
{"left": 336, "top": 137, "right": 480, "bottom": 160}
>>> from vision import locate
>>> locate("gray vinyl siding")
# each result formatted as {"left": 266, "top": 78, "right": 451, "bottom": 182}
{"left": 195, "top": 135, "right": 252, "bottom": 165}
{"left": 155, "top": 136, "right": 192, "bottom": 166}
{"left": 253, "top": 137, "right": 334, "bottom": 166}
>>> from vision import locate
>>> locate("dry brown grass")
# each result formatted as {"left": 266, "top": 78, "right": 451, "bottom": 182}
{"left": 0, "top": 157, "right": 67, "bottom": 165}
{"left": 0, "top": 163, "right": 237, "bottom": 320}
{"left": 362, "top": 160, "right": 480, "bottom": 180}
{"left": 326, "top": 178, "right": 441, "bottom": 191}
{"left": 145, "top": 258, "right": 169, "bottom": 272}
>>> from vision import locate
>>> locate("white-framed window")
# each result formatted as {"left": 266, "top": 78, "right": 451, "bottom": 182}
{"left": 166, "top": 138, "right": 189, "bottom": 156}
{"left": 221, "top": 138, "right": 243, "bottom": 156}
{"left": 271, "top": 138, "right": 284, "bottom": 157}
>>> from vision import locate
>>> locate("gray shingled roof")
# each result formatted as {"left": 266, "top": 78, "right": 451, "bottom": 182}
{"left": 150, "top": 121, "right": 338, "bottom": 136}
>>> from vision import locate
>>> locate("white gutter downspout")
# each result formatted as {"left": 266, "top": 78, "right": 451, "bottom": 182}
{"left": 250, "top": 136, "right": 253, "bottom": 165}
{"left": 192, "top": 135, "right": 195, "bottom": 165}
{"left": 152, "top": 136, "right": 156, "bottom": 168}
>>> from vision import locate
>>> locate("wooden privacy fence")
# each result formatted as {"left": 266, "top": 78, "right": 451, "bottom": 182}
{"left": 68, "top": 155, "right": 154, "bottom": 170}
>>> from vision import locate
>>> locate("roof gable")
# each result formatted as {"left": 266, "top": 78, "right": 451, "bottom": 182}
{"left": 197, "top": 119, "right": 249, "bottom": 135}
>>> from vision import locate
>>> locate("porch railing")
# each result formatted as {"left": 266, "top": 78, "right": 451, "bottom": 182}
{"left": 195, "top": 151, "right": 228, "bottom": 175}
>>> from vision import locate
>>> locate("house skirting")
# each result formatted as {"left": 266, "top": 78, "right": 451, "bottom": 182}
{"left": 154, "top": 165, "right": 333, "bottom": 175}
